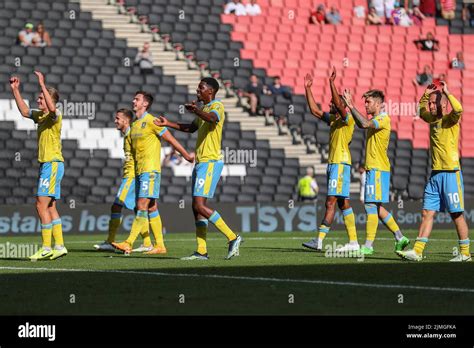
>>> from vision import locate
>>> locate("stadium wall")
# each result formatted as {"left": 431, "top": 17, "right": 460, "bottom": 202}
{"left": 1, "top": 202, "right": 474, "bottom": 235}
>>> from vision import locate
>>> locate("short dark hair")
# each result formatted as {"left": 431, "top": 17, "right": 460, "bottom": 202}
{"left": 116, "top": 108, "right": 133, "bottom": 120}
{"left": 46, "top": 86, "right": 59, "bottom": 104}
{"left": 201, "top": 77, "right": 219, "bottom": 93}
{"left": 429, "top": 90, "right": 447, "bottom": 104}
{"left": 363, "top": 89, "right": 384, "bottom": 103}
{"left": 135, "top": 90, "right": 154, "bottom": 110}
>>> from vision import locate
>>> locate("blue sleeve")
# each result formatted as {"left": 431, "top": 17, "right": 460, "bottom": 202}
{"left": 158, "top": 127, "right": 168, "bottom": 136}
{"left": 372, "top": 119, "right": 380, "bottom": 129}
{"left": 211, "top": 109, "right": 220, "bottom": 121}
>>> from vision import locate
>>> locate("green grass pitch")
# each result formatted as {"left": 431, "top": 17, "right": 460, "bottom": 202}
{"left": 0, "top": 230, "right": 472, "bottom": 315}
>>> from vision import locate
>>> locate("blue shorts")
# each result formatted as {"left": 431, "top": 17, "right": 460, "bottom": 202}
{"left": 423, "top": 171, "right": 464, "bottom": 213}
{"left": 327, "top": 163, "right": 351, "bottom": 198}
{"left": 114, "top": 177, "right": 136, "bottom": 210}
{"left": 136, "top": 171, "right": 161, "bottom": 199}
{"left": 192, "top": 160, "right": 224, "bottom": 198}
{"left": 37, "top": 161, "right": 64, "bottom": 200}
{"left": 365, "top": 169, "right": 390, "bottom": 203}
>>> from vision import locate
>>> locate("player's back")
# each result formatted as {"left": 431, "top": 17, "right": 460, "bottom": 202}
{"left": 325, "top": 112, "right": 355, "bottom": 165}
{"left": 30, "top": 109, "right": 64, "bottom": 163}
{"left": 365, "top": 112, "right": 390, "bottom": 172}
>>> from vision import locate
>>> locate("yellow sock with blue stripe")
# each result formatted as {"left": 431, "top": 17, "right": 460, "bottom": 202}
{"left": 209, "top": 211, "right": 237, "bottom": 241}
{"left": 196, "top": 219, "right": 208, "bottom": 255}
{"left": 413, "top": 237, "right": 428, "bottom": 255}
{"left": 126, "top": 210, "right": 148, "bottom": 246}
{"left": 342, "top": 208, "right": 358, "bottom": 244}
{"left": 52, "top": 219, "right": 64, "bottom": 247}
{"left": 149, "top": 210, "right": 165, "bottom": 249}
{"left": 107, "top": 213, "right": 122, "bottom": 243}
{"left": 140, "top": 227, "right": 152, "bottom": 248}
{"left": 317, "top": 224, "right": 330, "bottom": 244}
{"left": 382, "top": 213, "right": 403, "bottom": 241}
{"left": 41, "top": 223, "right": 53, "bottom": 249}
{"left": 459, "top": 239, "right": 470, "bottom": 257}
{"left": 365, "top": 203, "right": 378, "bottom": 248}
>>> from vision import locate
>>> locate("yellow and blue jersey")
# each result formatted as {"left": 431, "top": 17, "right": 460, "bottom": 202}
{"left": 122, "top": 126, "right": 135, "bottom": 178}
{"left": 365, "top": 112, "right": 391, "bottom": 172}
{"left": 193, "top": 100, "right": 224, "bottom": 163}
{"left": 130, "top": 112, "right": 168, "bottom": 175}
{"left": 323, "top": 112, "right": 355, "bottom": 165}
{"left": 28, "top": 109, "right": 64, "bottom": 163}
{"left": 419, "top": 92, "right": 462, "bottom": 171}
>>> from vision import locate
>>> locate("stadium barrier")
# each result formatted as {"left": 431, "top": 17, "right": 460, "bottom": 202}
{"left": 0, "top": 201, "right": 473, "bottom": 235}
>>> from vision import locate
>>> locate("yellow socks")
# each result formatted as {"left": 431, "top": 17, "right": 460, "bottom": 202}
{"left": 365, "top": 203, "right": 378, "bottom": 248}
{"left": 196, "top": 219, "right": 208, "bottom": 255}
{"left": 140, "top": 228, "right": 152, "bottom": 247}
{"left": 414, "top": 237, "right": 428, "bottom": 255}
{"left": 52, "top": 218, "right": 64, "bottom": 247}
{"left": 41, "top": 223, "right": 52, "bottom": 249}
{"left": 107, "top": 213, "right": 122, "bottom": 243}
{"left": 149, "top": 210, "right": 165, "bottom": 249}
{"left": 317, "top": 224, "right": 330, "bottom": 244}
{"left": 209, "top": 211, "right": 236, "bottom": 241}
{"left": 382, "top": 213, "right": 403, "bottom": 241}
{"left": 342, "top": 208, "right": 358, "bottom": 244}
{"left": 126, "top": 210, "right": 148, "bottom": 246}
{"left": 459, "top": 239, "right": 470, "bottom": 257}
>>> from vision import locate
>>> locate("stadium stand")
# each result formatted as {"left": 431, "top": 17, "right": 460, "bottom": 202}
{"left": 1, "top": 0, "right": 474, "bottom": 205}
{"left": 121, "top": 0, "right": 474, "bottom": 199}
{"left": 0, "top": 0, "right": 313, "bottom": 205}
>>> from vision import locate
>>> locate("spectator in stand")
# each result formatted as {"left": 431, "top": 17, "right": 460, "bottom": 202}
{"left": 433, "top": 73, "right": 446, "bottom": 85}
{"left": 326, "top": 7, "right": 342, "bottom": 24}
{"left": 163, "top": 148, "right": 182, "bottom": 168}
{"left": 367, "top": 6, "right": 384, "bottom": 24}
{"left": 419, "top": 0, "right": 436, "bottom": 17}
{"left": 224, "top": 0, "right": 247, "bottom": 16}
{"left": 412, "top": 65, "right": 433, "bottom": 86}
{"left": 451, "top": 51, "right": 465, "bottom": 70}
{"left": 440, "top": 0, "right": 456, "bottom": 20}
{"left": 462, "top": 3, "right": 474, "bottom": 26}
{"left": 384, "top": 0, "right": 396, "bottom": 23}
{"left": 240, "top": 74, "right": 263, "bottom": 116}
{"left": 245, "top": 0, "right": 261, "bottom": 16}
{"left": 371, "top": 0, "right": 385, "bottom": 17}
{"left": 17, "top": 23, "right": 36, "bottom": 47}
{"left": 267, "top": 76, "right": 292, "bottom": 130}
{"left": 310, "top": 4, "right": 326, "bottom": 24}
{"left": 408, "top": 6, "right": 426, "bottom": 26}
{"left": 33, "top": 23, "right": 52, "bottom": 47}
{"left": 392, "top": 5, "right": 413, "bottom": 26}
{"left": 134, "top": 42, "right": 154, "bottom": 75}
{"left": 415, "top": 32, "right": 439, "bottom": 51}
{"left": 268, "top": 76, "right": 292, "bottom": 100}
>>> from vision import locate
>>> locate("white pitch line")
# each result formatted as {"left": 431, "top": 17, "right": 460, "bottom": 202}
{"left": 0, "top": 266, "right": 473, "bottom": 294}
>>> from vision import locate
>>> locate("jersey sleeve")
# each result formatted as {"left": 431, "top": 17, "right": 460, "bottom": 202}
{"left": 124, "top": 134, "right": 134, "bottom": 164}
{"left": 209, "top": 102, "right": 225, "bottom": 122}
{"left": 446, "top": 94, "right": 463, "bottom": 125}
{"left": 28, "top": 109, "right": 42, "bottom": 123}
{"left": 151, "top": 120, "right": 168, "bottom": 137}
{"left": 372, "top": 115, "right": 390, "bottom": 129}
{"left": 322, "top": 112, "right": 336, "bottom": 125}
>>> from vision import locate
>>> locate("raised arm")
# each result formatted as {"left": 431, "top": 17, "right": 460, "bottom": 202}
{"left": 161, "top": 130, "right": 195, "bottom": 163}
{"left": 153, "top": 115, "right": 198, "bottom": 133}
{"left": 442, "top": 81, "right": 463, "bottom": 124}
{"left": 34, "top": 71, "right": 56, "bottom": 113}
{"left": 304, "top": 74, "right": 324, "bottom": 119}
{"left": 418, "top": 84, "right": 437, "bottom": 123}
{"left": 329, "top": 67, "right": 346, "bottom": 118}
{"left": 342, "top": 89, "right": 375, "bottom": 129}
{"left": 9, "top": 76, "right": 30, "bottom": 118}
